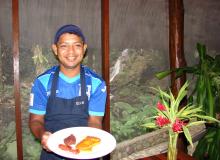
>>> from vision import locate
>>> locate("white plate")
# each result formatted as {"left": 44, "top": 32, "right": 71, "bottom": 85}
{"left": 47, "top": 127, "right": 116, "bottom": 159}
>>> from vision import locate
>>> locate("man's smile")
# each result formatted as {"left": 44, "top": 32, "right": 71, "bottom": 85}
{"left": 66, "top": 56, "right": 77, "bottom": 61}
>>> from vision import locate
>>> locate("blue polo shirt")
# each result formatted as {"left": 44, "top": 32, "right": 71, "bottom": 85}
{"left": 29, "top": 65, "right": 106, "bottom": 116}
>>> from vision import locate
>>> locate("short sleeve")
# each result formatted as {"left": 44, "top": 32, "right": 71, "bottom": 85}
{"left": 29, "top": 79, "right": 48, "bottom": 115}
{"left": 88, "top": 81, "right": 107, "bottom": 116}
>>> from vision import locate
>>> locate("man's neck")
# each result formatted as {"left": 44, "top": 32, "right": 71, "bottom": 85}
{"left": 59, "top": 65, "right": 81, "bottom": 78}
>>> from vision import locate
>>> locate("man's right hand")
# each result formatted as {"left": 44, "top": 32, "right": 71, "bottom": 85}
{"left": 29, "top": 113, "right": 51, "bottom": 151}
{"left": 41, "top": 131, "right": 52, "bottom": 152}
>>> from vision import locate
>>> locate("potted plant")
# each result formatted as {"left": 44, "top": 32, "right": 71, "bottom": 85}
{"left": 143, "top": 82, "right": 219, "bottom": 160}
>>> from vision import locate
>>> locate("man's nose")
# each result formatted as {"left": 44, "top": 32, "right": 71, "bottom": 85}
{"left": 68, "top": 45, "right": 75, "bottom": 53}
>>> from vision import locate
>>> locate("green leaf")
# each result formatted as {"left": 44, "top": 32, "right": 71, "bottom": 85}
{"left": 197, "top": 43, "right": 206, "bottom": 61}
{"left": 157, "top": 87, "right": 170, "bottom": 99}
{"left": 156, "top": 109, "right": 169, "bottom": 119}
{"left": 206, "top": 77, "right": 215, "bottom": 117}
{"left": 144, "top": 116, "right": 157, "bottom": 120}
{"left": 176, "top": 66, "right": 197, "bottom": 75}
{"left": 169, "top": 90, "right": 176, "bottom": 117}
{"left": 186, "top": 121, "right": 206, "bottom": 127}
{"left": 142, "top": 123, "right": 157, "bottom": 128}
{"left": 196, "top": 115, "right": 220, "bottom": 123}
{"left": 176, "top": 104, "right": 190, "bottom": 116}
{"left": 155, "top": 70, "right": 172, "bottom": 79}
{"left": 180, "top": 107, "right": 203, "bottom": 117}
{"left": 183, "top": 126, "right": 193, "bottom": 147}
{"left": 174, "top": 82, "right": 188, "bottom": 112}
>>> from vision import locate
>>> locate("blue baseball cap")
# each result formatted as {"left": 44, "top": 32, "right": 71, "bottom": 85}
{"left": 54, "top": 24, "right": 85, "bottom": 44}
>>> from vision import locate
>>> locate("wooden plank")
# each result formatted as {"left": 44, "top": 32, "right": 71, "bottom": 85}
{"left": 12, "top": 0, "right": 23, "bottom": 159}
{"left": 136, "top": 150, "right": 195, "bottom": 160}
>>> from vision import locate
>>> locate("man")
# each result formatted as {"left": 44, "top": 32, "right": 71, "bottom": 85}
{"left": 29, "top": 24, "right": 107, "bottom": 160}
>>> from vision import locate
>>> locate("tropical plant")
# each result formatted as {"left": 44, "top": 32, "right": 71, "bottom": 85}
{"left": 193, "top": 127, "right": 220, "bottom": 160}
{"left": 142, "top": 82, "right": 219, "bottom": 160}
{"left": 155, "top": 43, "right": 220, "bottom": 159}
{"left": 156, "top": 43, "right": 220, "bottom": 118}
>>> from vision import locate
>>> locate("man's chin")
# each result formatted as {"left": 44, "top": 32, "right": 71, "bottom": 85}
{"left": 62, "top": 64, "right": 80, "bottom": 70}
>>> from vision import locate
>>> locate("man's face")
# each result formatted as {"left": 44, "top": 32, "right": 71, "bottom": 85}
{"left": 52, "top": 33, "right": 87, "bottom": 71}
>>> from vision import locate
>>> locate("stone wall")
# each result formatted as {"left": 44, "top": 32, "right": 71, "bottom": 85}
{"left": 111, "top": 124, "right": 206, "bottom": 160}
{"left": 111, "top": 128, "right": 168, "bottom": 160}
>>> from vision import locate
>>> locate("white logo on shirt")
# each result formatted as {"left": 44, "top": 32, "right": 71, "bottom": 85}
{"left": 87, "top": 85, "right": 91, "bottom": 99}
{"left": 78, "top": 84, "right": 91, "bottom": 99}
{"left": 101, "top": 86, "right": 106, "bottom": 92}
{"left": 29, "top": 93, "right": 34, "bottom": 106}
{"left": 76, "top": 101, "right": 85, "bottom": 105}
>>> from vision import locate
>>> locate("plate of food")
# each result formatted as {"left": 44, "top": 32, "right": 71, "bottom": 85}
{"left": 47, "top": 127, "right": 116, "bottom": 159}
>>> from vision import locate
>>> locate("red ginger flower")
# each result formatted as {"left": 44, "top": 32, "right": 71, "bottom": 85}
{"left": 157, "top": 102, "right": 166, "bottom": 111}
{"left": 172, "top": 119, "right": 186, "bottom": 132}
{"left": 156, "top": 116, "right": 170, "bottom": 127}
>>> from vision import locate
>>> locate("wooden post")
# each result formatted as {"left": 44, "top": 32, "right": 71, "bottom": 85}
{"left": 169, "top": 0, "right": 186, "bottom": 95}
{"left": 169, "top": 0, "right": 187, "bottom": 153}
{"left": 101, "top": 0, "right": 110, "bottom": 133}
{"left": 12, "top": 0, "right": 23, "bottom": 159}
{"left": 101, "top": 0, "right": 110, "bottom": 159}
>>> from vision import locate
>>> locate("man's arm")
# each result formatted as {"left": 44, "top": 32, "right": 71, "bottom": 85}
{"left": 29, "top": 113, "right": 51, "bottom": 151}
{"left": 29, "top": 113, "right": 46, "bottom": 140}
{"left": 88, "top": 116, "right": 103, "bottom": 129}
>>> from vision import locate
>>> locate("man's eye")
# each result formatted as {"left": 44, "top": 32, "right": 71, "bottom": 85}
{"left": 59, "top": 45, "right": 67, "bottom": 48}
{"left": 75, "top": 43, "right": 83, "bottom": 47}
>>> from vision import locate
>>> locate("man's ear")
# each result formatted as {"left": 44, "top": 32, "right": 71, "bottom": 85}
{"left": 52, "top": 44, "right": 58, "bottom": 56}
{"left": 83, "top": 44, "right": 88, "bottom": 55}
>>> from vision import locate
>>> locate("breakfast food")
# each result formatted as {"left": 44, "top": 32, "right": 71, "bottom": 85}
{"left": 58, "top": 134, "right": 101, "bottom": 154}
{"left": 76, "top": 136, "right": 101, "bottom": 152}
{"left": 64, "top": 134, "right": 76, "bottom": 146}
{"left": 58, "top": 134, "right": 79, "bottom": 154}
{"left": 58, "top": 144, "right": 72, "bottom": 151}
{"left": 58, "top": 144, "right": 79, "bottom": 154}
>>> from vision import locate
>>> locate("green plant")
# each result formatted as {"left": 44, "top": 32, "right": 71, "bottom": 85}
{"left": 110, "top": 101, "right": 156, "bottom": 142}
{"left": 0, "top": 121, "right": 41, "bottom": 160}
{"left": 142, "top": 82, "right": 219, "bottom": 160}
{"left": 155, "top": 43, "right": 220, "bottom": 159}
{"left": 0, "top": 122, "right": 16, "bottom": 158}
{"left": 193, "top": 127, "right": 220, "bottom": 160}
{"left": 156, "top": 43, "right": 220, "bottom": 118}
